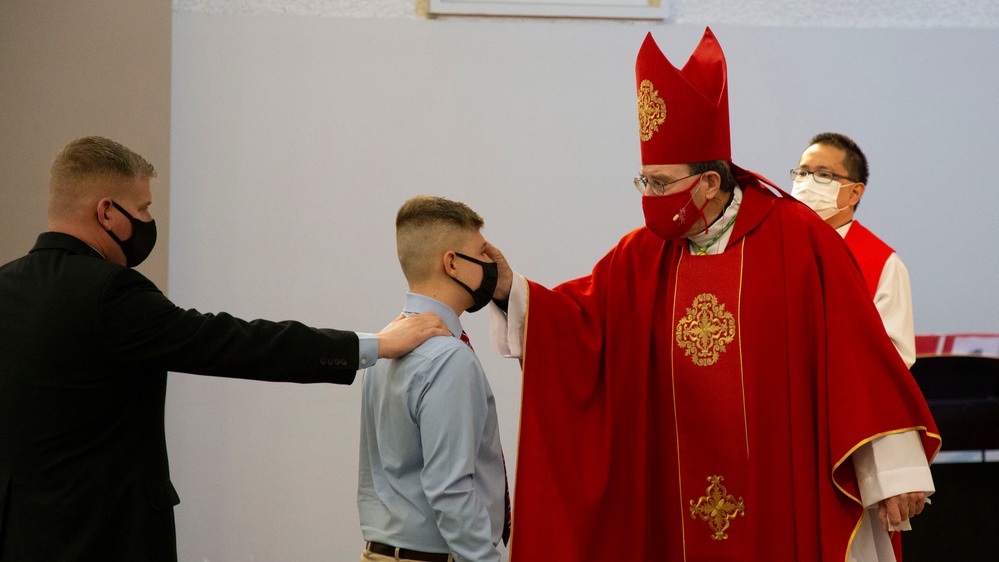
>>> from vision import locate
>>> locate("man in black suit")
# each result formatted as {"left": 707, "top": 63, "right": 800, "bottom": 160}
{"left": 0, "top": 136, "right": 449, "bottom": 561}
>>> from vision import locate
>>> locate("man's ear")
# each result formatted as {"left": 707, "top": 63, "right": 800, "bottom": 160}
{"left": 702, "top": 171, "right": 723, "bottom": 200}
{"left": 96, "top": 197, "right": 115, "bottom": 229}
{"left": 442, "top": 250, "right": 458, "bottom": 277}
{"left": 848, "top": 183, "right": 865, "bottom": 207}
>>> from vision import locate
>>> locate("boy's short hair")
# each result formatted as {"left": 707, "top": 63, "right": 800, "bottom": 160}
{"left": 396, "top": 196, "right": 484, "bottom": 284}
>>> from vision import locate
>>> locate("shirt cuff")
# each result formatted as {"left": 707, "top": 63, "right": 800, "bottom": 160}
{"left": 853, "top": 431, "right": 935, "bottom": 508}
{"left": 356, "top": 332, "right": 378, "bottom": 368}
{"left": 490, "top": 272, "right": 526, "bottom": 358}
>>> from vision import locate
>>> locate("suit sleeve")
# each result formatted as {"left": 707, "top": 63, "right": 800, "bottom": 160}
{"left": 98, "top": 266, "right": 359, "bottom": 384}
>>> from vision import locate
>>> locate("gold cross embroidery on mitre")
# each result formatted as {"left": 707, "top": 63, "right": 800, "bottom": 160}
{"left": 637, "top": 79, "right": 666, "bottom": 141}
{"left": 689, "top": 475, "right": 745, "bottom": 540}
{"left": 675, "top": 293, "right": 736, "bottom": 366}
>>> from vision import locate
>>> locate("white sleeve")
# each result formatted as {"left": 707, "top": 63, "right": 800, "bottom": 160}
{"left": 852, "top": 431, "right": 935, "bottom": 511}
{"left": 873, "top": 253, "right": 916, "bottom": 368}
{"left": 489, "top": 273, "right": 527, "bottom": 359}
{"left": 849, "top": 430, "right": 934, "bottom": 560}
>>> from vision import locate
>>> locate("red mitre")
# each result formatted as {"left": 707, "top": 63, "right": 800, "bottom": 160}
{"left": 635, "top": 27, "right": 731, "bottom": 165}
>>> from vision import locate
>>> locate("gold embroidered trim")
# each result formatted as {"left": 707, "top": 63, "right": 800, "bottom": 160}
{"left": 689, "top": 475, "right": 745, "bottom": 540}
{"left": 675, "top": 293, "right": 736, "bottom": 366}
{"left": 670, "top": 251, "right": 689, "bottom": 549}
{"left": 736, "top": 241, "right": 749, "bottom": 458}
{"left": 637, "top": 79, "right": 667, "bottom": 142}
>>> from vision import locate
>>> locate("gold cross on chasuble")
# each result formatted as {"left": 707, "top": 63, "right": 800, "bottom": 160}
{"left": 668, "top": 240, "right": 750, "bottom": 552}
{"left": 690, "top": 475, "right": 746, "bottom": 540}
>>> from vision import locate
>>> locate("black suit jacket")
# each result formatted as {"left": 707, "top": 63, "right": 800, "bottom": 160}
{"left": 0, "top": 233, "right": 359, "bottom": 561}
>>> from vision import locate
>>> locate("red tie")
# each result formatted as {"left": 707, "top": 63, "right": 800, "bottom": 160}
{"left": 459, "top": 330, "right": 474, "bottom": 351}
{"left": 501, "top": 453, "right": 512, "bottom": 546}
{"left": 459, "top": 330, "right": 511, "bottom": 545}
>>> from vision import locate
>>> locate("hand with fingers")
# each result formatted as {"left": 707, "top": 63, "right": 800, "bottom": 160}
{"left": 376, "top": 312, "right": 451, "bottom": 359}
{"left": 878, "top": 492, "right": 929, "bottom": 531}
{"left": 484, "top": 242, "right": 513, "bottom": 303}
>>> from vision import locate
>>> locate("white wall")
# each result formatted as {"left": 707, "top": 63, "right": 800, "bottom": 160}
{"left": 174, "top": 0, "right": 999, "bottom": 27}
{"left": 168, "top": 12, "right": 999, "bottom": 562}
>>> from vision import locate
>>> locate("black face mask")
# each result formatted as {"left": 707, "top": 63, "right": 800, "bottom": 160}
{"left": 452, "top": 253, "right": 498, "bottom": 313}
{"left": 105, "top": 201, "right": 157, "bottom": 267}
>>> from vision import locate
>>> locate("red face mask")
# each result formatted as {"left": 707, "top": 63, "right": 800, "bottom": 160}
{"left": 642, "top": 174, "right": 708, "bottom": 241}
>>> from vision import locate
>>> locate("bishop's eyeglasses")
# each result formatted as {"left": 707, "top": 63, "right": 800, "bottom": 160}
{"left": 633, "top": 172, "right": 700, "bottom": 196}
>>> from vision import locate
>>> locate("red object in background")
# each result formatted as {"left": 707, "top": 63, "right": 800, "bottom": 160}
{"left": 915, "top": 334, "right": 999, "bottom": 357}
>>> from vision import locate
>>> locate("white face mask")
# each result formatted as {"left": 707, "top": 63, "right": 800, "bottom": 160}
{"left": 790, "top": 176, "right": 850, "bottom": 220}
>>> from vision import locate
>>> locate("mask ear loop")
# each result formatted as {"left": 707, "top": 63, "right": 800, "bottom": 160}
{"left": 450, "top": 275, "right": 478, "bottom": 296}
{"left": 672, "top": 174, "right": 705, "bottom": 222}
{"left": 836, "top": 182, "right": 859, "bottom": 215}
{"left": 695, "top": 182, "right": 712, "bottom": 235}
{"left": 678, "top": 175, "right": 711, "bottom": 234}
{"left": 450, "top": 252, "right": 485, "bottom": 300}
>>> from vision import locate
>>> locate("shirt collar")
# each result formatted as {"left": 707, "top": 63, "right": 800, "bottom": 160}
{"left": 835, "top": 220, "right": 853, "bottom": 238}
{"left": 402, "top": 292, "right": 464, "bottom": 339}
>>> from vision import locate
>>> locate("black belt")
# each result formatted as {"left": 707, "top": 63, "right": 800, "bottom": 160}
{"left": 367, "top": 541, "right": 450, "bottom": 562}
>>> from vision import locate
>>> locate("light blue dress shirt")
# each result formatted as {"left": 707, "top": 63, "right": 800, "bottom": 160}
{"left": 358, "top": 293, "right": 505, "bottom": 562}
{"left": 357, "top": 333, "right": 378, "bottom": 368}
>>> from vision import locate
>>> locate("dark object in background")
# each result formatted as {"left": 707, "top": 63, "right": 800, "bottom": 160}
{"left": 904, "top": 355, "right": 999, "bottom": 560}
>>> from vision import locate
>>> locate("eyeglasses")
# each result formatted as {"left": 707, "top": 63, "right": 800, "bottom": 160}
{"left": 633, "top": 172, "right": 700, "bottom": 196}
{"left": 790, "top": 168, "right": 855, "bottom": 185}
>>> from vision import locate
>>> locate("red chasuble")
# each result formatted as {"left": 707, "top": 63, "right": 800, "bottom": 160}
{"left": 510, "top": 175, "right": 939, "bottom": 562}
{"left": 843, "top": 220, "right": 895, "bottom": 300}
